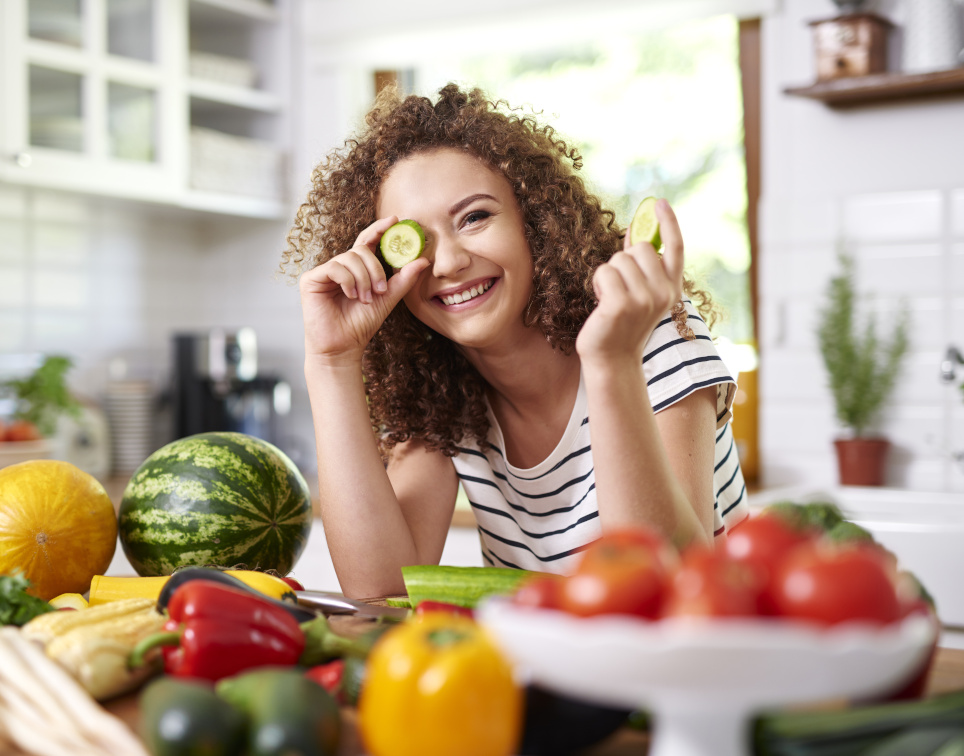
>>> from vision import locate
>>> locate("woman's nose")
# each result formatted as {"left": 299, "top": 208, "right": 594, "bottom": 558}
{"left": 427, "top": 235, "right": 471, "bottom": 278}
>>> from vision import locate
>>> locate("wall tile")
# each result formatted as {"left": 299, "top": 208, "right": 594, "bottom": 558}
{"left": 879, "top": 405, "right": 946, "bottom": 457}
{"left": 30, "top": 191, "right": 92, "bottom": 224}
{"left": 949, "top": 299, "right": 964, "bottom": 351}
{"left": 759, "top": 350, "right": 827, "bottom": 402}
{"left": 951, "top": 189, "right": 964, "bottom": 239}
{"left": 34, "top": 224, "right": 91, "bottom": 266}
{"left": 89, "top": 269, "right": 140, "bottom": 312}
{"left": 842, "top": 191, "right": 942, "bottom": 243}
{"left": 0, "top": 186, "right": 27, "bottom": 220}
{"left": 33, "top": 312, "right": 89, "bottom": 352}
{"left": 0, "top": 312, "right": 26, "bottom": 351}
{"left": 887, "top": 458, "right": 951, "bottom": 492}
{"left": 853, "top": 244, "right": 943, "bottom": 296}
{"left": 950, "top": 406, "right": 964, "bottom": 491}
{"left": 32, "top": 270, "right": 90, "bottom": 309}
{"left": 951, "top": 243, "right": 964, "bottom": 294}
{"left": 759, "top": 195, "right": 840, "bottom": 246}
{"left": 897, "top": 353, "right": 958, "bottom": 405}
{"left": 784, "top": 244, "right": 838, "bottom": 296}
{"left": 0, "top": 220, "right": 26, "bottom": 263}
{"left": 758, "top": 449, "right": 837, "bottom": 489}
{"left": 0, "top": 267, "right": 28, "bottom": 308}
{"left": 760, "top": 404, "right": 837, "bottom": 452}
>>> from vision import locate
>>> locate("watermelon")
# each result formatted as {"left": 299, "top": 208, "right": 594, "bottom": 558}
{"left": 118, "top": 432, "right": 312, "bottom": 577}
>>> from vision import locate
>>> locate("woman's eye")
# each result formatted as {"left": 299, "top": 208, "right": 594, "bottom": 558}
{"left": 463, "top": 210, "right": 491, "bottom": 226}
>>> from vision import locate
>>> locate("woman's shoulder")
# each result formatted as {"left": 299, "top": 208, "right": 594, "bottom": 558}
{"left": 643, "top": 299, "right": 735, "bottom": 418}
{"left": 643, "top": 299, "right": 717, "bottom": 362}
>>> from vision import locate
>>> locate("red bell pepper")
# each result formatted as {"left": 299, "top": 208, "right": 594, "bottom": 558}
{"left": 131, "top": 580, "right": 306, "bottom": 682}
{"left": 305, "top": 658, "right": 345, "bottom": 698}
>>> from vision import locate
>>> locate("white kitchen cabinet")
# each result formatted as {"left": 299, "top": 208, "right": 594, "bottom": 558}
{"left": 0, "top": 0, "right": 291, "bottom": 219}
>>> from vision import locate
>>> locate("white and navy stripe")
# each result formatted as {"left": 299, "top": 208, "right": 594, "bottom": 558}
{"left": 452, "top": 300, "right": 748, "bottom": 574}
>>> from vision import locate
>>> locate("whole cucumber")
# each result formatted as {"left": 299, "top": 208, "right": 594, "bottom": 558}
{"left": 140, "top": 677, "right": 246, "bottom": 756}
{"left": 216, "top": 667, "right": 341, "bottom": 756}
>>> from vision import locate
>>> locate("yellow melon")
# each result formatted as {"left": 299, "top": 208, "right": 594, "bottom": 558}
{"left": 0, "top": 460, "right": 117, "bottom": 600}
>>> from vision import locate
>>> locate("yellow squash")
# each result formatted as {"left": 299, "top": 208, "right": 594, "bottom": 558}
{"left": 0, "top": 460, "right": 117, "bottom": 600}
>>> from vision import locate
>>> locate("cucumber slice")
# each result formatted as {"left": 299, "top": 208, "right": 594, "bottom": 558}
{"left": 379, "top": 219, "right": 426, "bottom": 269}
{"left": 629, "top": 196, "right": 662, "bottom": 251}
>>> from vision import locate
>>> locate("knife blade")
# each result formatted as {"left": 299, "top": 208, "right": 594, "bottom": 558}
{"left": 294, "top": 590, "right": 411, "bottom": 620}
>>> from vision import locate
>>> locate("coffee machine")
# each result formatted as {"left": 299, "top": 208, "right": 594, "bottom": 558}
{"left": 171, "top": 329, "right": 290, "bottom": 445}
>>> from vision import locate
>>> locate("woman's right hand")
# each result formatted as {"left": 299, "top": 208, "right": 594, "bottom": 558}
{"left": 299, "top": 216, "right": 430, "bottom": 366}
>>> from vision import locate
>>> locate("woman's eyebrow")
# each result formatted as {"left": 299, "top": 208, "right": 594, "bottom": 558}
{"left": 448, "top": 193, "right": 496, "bottom": 216}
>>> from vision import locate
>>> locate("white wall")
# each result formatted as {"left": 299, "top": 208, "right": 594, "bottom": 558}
{"left": 759, "top": 0, "right": 964, "bottom": 493}
{"left": 0, "top": 183, "right": 315, "bottom": 474}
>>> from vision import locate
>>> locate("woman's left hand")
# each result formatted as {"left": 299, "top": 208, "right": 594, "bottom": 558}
{"left": 576, "top": 198, "right": 685, "bottom": 368}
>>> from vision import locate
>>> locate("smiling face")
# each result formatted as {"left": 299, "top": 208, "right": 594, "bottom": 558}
{"left": 376, "top": 148, "right": 536, "bottom": 354}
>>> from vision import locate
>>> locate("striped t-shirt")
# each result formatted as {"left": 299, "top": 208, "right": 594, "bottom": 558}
{"left": 452, "top": 300, "right": 749, "bottom": 574}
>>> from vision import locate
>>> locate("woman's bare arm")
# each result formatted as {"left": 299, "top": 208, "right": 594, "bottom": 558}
{"left": 576, "top": 199, "right": 715, "bottom": 549}
{"left": 307, "top": 360, "right": 458, "bottom": 598}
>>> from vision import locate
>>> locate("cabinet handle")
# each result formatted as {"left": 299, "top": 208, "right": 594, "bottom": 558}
{"left": 14, "top": 152, "right": 32, "bottom": 168}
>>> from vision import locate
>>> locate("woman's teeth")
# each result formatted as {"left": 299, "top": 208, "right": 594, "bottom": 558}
{"left": 440, "top": 280, "right": 492, "bottom": 306}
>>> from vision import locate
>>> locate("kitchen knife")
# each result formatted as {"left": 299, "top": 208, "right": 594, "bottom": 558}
{"left": 294, "top": 590, "right": 411, "bottom": 620}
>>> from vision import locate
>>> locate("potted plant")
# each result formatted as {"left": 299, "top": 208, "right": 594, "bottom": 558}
{"left": 816, "top": 253, "right": 909, "bottom": 486}
{"left": 0, "top": 356, "right": 81, "bottom": 467}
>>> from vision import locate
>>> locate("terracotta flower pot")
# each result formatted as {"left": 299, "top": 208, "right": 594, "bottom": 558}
{"left": 833, "top": 437, "right": 890, "bottom": 486}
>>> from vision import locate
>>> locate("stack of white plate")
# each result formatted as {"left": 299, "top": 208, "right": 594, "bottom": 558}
{"left": 104, "top": 380, "right": 155, "bottom": 476}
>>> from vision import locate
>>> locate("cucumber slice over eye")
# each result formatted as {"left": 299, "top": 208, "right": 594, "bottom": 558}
{"left": 629, "top": 196, "right": 662, "bottom": 251}
{"left": 379, "top": 219, "right": 426, "bottom": 269}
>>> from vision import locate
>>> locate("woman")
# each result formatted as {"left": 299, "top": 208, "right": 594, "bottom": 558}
{"left": 283, "top": 83, "right": 747, "bottom": 598}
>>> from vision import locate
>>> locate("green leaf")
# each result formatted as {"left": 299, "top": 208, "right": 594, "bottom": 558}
{"left": 3, "top": 355, "right": 81, "bottom": 437}
{"left": 0, "top": 570, "right": 56, "bottom": 627}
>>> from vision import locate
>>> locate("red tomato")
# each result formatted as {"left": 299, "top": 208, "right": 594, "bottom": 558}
{"left": 662, "top": 547, "right": 765, "bottom": 619}
{"left": 724, "top": 513, "right": 814, "bottom": 571}
{"left": 511, "top": 575, "right": 564, "bottom": 610}
{"left": 559, "top": 528, "right": 676, "bottom": 619}
{"left": 724, "top": 513, "right": 814, "bottom": 614}
{"left": 280, "top": 575, "right": 305, "bottom": 591}
{"left": 770, "top": 541, "right": 901, "bottom": 626}
{"left": 415, "top": 600, "right": 475, "bottom": 618}
{"left": 4, "top": 419, "right": 41, "bottom": 442}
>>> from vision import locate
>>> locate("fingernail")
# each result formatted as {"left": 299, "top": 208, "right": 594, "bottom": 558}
{"left": 376, "top": 281, "right": 387, "bottom": 293}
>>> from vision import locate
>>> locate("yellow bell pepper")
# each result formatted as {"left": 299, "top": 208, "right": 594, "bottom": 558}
{"left": 358, "top": 612, "right": 522, "bottom": 756}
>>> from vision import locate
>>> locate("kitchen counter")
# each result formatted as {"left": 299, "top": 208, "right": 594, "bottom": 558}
{"left": 98, "top": 609, "right": 964, "bottom": 756}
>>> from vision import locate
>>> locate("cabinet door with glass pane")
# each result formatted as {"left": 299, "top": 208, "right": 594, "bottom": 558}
{"left": 0, "top": 0, "right": 179, "bottom": 201}
{"left": 1, "top": 1, "right": 290, "bottom": 217}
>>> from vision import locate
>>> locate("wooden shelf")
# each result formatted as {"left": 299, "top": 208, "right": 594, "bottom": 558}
{"left": 784, "top": 67, "right": 964, "bottom": 107}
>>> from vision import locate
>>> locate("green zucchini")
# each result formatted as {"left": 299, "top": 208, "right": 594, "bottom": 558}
{"left": 753, "top": 689, "right": 964, "bottom": 756}
{"left": 401, "top": 565, "right": 542, "bottom": 608}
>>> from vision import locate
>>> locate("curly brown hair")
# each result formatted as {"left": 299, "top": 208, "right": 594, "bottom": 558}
{"left": 282, "top": 83, "right": 718, "bottom": 456}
